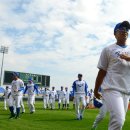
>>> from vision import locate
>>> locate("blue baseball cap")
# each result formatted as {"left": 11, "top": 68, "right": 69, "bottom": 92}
{"left": 114, "top": 21, "right": 130, "bottom": 34}
{"left": 12, "top": 72, "right": 19, "bottom": 77}
{"left": 28, "top": 77, "right": 33, "bottom": 81}
{"left": 93, "top": 98, "right": 103, "bottom": 108}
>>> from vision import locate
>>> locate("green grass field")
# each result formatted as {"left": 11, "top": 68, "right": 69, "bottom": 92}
{"left": 0, "top": 101, "right": 130, "bottom": 130}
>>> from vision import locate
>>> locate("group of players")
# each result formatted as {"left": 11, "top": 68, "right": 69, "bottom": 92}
{"left": 42, "top": 86, "right": 70, "bottom": 110}
{"left": 3, "top": 20, "right": 130, "bottom": 130}
{"left": 2, "top": 72, "right": 95, "bottom": 116}
{"left": 2, "top": 74, "right": 95, "bottom": 113}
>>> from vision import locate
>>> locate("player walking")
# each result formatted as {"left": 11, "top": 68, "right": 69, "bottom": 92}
{"left": 58, "top": 86, "right": 65, "bottom": 109}
{"left": 72, "top": 74, "right": 88, "bottom": 120}
{"left": 24, "top": 78, "right": 38, "bottom": 114}
{"left": 49, "top": 87, "right": 56, "bottom": 110}
{"left": 91, "top": 88, "right": 108, "bottom": 130}
{"left": 2, "top": 86, "right": 10, "bottom": 110}
{"left": 64, "top": 87, "right": 70, "bottom": 109}
{"left": 94, "top": 21, "right": 130, "bottom": 130}
{"left": 9, "top": 72, "right": 24, "bottom": 119}
{"left": 43, "top": 87, "right": 50, "bottom": 109}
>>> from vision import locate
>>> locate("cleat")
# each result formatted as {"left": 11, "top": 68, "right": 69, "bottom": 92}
{"left": 9, "top": 114, "right": 15, "bottom": 119}
{"left": 15, "top": 116, "right": 20, "bottom": 119}
{"left": 76, "top": 118, "right": 80, "bottom": 120}
{"left": 30, "top": 111, "right": 34, "bottom": 114}
{"left": 80, "top": 115, "right": 83, "bottom": 120}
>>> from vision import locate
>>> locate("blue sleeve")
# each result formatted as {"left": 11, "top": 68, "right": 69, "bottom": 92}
{"left": 24, "top": 86, "right": 28, "bottom": 94}
{"left": 72, "top": 81, "right": 76, "bottom": 96}
{"left": 34, "top": 85, "right": 39, "bottom": 94}
{"left": 85, "top": 82, "right": 88, "bottom": 96}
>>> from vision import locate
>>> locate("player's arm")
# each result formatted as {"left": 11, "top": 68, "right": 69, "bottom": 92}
{"left": 85, "top": 82, "right": 88, "bottom": 98}
{"left": 72, "top": 81, "right": 76, "bottom": 99}
{"left": 94, "top": 69, "right": 106, "bottom": 99}
{"left": 120, "top": 54, "right": 130, "bottom": 61}
{"left": 23, "top": 85, "right": 28, "bottom": 95}
{"left": 34, "top": 85, "right": 39, "bottom": 96}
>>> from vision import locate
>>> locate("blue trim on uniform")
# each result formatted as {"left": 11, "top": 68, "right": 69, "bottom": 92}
{"left": 84, "top": 82, "right": 88, "bottom": 96}
{"left": 72, "top": 81, "right": 77, "bottom": 96}
{"left": 119, "top": 45, "right": 127, "bottom": 48}
{"left": 23, "top": 86, "right": 28, "bottom": 94}
{"left": 34, "top": 85, "right": 39, "bottom": 94}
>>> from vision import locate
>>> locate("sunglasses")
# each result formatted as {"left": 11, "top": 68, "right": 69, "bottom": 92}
{"left": 116, "top": 28, "right": 129, "bottom": 33}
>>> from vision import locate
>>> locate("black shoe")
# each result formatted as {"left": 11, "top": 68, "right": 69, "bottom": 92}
{"left": 9, "top": 114, "right": 15, "bottom": 119}
{"left": 76, "top": 117, "right": 80, "bottom": 120}
{"left": 80, "top": 115, "right": 83, "bottom": 120}
{"left": 30, "top": 111, "right": 34, "bottom": 114}
{"left": 15, "top": 115, "right": 20, "bottom": 119}
{"left": 21, "top": 112, "right": 25, "bottom": 114}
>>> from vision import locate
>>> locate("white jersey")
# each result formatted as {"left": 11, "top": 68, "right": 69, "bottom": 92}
{"left": 65, "top": 90, "right": 69, "bottom": 99}
{"left": 43, "top": 90, "right": 50, "bottom": 98}
{"left": 58, "top": 90, "right": 65, "bottom": 99}
{"left": 11, "top": 78, "right": 24, "bottom": 96}
{"left": 98, "top": 43, "right": 130, "bottom": 94}
{"left": 72, "top": 80, "right": 88, "bottom": 95}
{"left": 4, "top": 89, "right": 11, "bottom": 99}
{"left": 26, "top": 83, "right": 36, "bottom": 95}
{"left": 50, "top": 90, "right": 56, "bottom": 99}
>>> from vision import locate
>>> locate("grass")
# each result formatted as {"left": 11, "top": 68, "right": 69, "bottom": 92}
{"left": 0, "top": 101, "right": 130, "bottom": 130}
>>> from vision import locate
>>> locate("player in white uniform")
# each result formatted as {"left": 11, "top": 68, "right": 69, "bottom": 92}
{"left": 20, "top": 89, "right": 25, "bottom": 113}
{"left": 91, "top": 88, "right": 108, "bottom": 130}
{"left": 94, "top": 21, "right": 130, "bottom": 130}
{"left": 49, "top": 87, "right": 56, "bottom": 109}
{"left": 43, "top": 87, "right": 50, "bottom": 109}
{"left": 64, "top": 87, "right": 70, "bottom": 109}
{"left": 24, "top": 78, "right": 38, "bottom": 114}
{"left": 58, "top": 86, "right": 66, "bottom": 109}
{"left": 2, "top": 86, "right": 11, "bottom": 110}
{"left": 9, "top": 72, "right": 24, "bottom": 119}
{"left": 72, "top": 74, "right": 88, "bottom": 120}
{"left": 88, "top": 89, "right": 94, "bottom": 108}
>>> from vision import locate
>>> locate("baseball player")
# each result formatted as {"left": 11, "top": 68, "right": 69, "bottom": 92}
{"left": 72, "top": 74, "right": 88, "bottom": 120}
{"left": 58, "top": 86, "right": 66, "bottom": 109}
{"left": 88, "top": 89, "right": 94, "bottom": 108}
{"left": 24, "top": 78, "right": 38, "bottom": 114}
{"left": 91, "top": 88, "right": 108, "bottom": 130}
{"left": 94, "top": 21, "right": 130, "bottom": 130}
{"left": 9, "top": 72, "right": 24, "bottom": 119}
{"left": 2, "top": 86, "right": 11, "bottom": 110}
{"left": 20, "top": 91, "right": 25, "bottom": 113}
{"left": 64, "top": 87, "right": 70, "bottom": 109}
{"left": 49, "top": 87, "right": 56, "bottom": 110}
{"left": 43, "top": 87, "right": 50, "bottom": 109}
{"left": 2, "top": 86, "right": 9, "bottom": 110}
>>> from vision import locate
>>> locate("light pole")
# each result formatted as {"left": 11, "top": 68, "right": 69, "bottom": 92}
{"left": 0, "top": 46, "right": 9, "bottom": 86}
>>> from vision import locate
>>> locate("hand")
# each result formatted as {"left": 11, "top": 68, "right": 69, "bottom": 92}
{"left": 94, "top": 91, "right": 102, "bottom": 99}
{"left": 120, "top": 54, "right": 130, "bottom": 61}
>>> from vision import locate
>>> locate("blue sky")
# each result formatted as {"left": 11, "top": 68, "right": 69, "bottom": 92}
{"left": 0, "top": 0, "right": 130, "bottom": 90}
